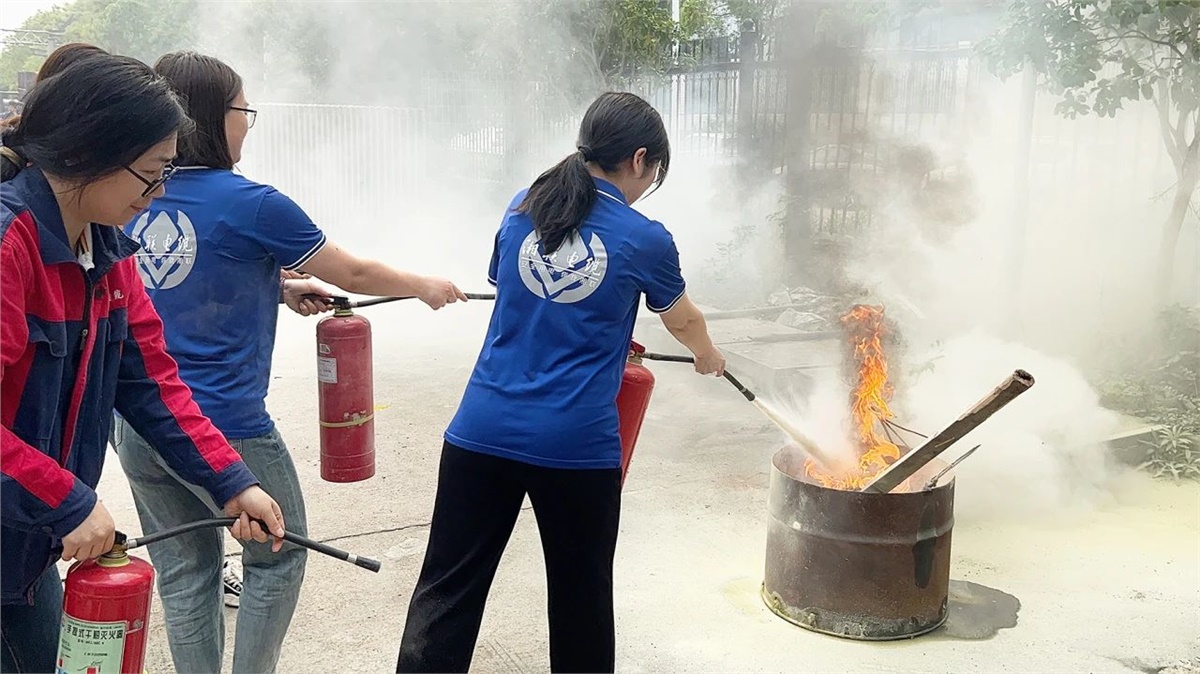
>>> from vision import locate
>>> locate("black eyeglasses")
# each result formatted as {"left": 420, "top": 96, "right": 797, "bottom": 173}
{"left": 125, "top": 164, "right": 178, "bottom": 197}
{"left": 230, "top": 106, "right": 257, "bottom": 128}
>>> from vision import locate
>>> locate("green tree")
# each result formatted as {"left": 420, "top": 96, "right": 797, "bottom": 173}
{"left": 551, "top": 0, "right": 680, "bottom": 85}
{"left": 68, "top": 0, "right": 197, "bottom": 65}
{"left": 723, "top": 0, "right": 784, "bottom": 31}
{"left": 979, "top": 0, "right": 1200, "bottom": 305}
{"left": 0, "top": 0, "right": 197, "bottom": 89}
{"left": 0, "top": 6, "right": 77, "bottom": 90}
{"left": 0, "top": 0, "right": 340, "bottom": 98}
{"left": 460, "top": 0, "right": 689, "bottom": 103}
{"left": 681, "top": 0, "right": 729, "bottom": 38}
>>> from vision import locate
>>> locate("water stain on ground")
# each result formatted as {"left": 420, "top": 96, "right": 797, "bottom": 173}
{"left": 931, "top": 579, "right": 1022, "bottom": 641}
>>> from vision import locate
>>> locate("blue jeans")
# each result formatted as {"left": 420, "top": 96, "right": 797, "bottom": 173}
{"left": 113, "top": 417, "right": 308, "bottom": 674}
{"left": 0, "top": 566, "right": 61, "bottom": 674}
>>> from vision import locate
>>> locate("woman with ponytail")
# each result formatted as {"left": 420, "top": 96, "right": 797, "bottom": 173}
{"left": 397, "top": 92, "right": 725, "bottom": 673}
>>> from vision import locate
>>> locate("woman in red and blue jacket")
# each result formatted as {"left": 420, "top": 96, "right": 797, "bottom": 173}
{"left": 1, "top": 53, "right": 287, "bottom": 674}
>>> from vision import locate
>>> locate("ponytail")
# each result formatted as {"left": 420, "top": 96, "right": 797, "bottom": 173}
{"left": 1, "top": 128, "right": 26, "bottom": 181}
{"left": 517, "top": 148, "right": 598, "bottom": 254}
{"left": 517, "top": 92, "right": 669, "bottom": 255}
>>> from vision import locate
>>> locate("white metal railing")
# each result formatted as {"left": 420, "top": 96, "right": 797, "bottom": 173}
{"left": 236, "top": 103, "right": 427, "bottom": 229}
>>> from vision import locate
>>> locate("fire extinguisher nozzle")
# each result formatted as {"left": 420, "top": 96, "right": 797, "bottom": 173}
{"left": 273, "top": 528, "right": 384, "bottom": 573}
{"left": 354, "top": 556, "right": 383, "bottom": 573}
{"left": 722, "top": 371, "right": 756, "bottom": 402}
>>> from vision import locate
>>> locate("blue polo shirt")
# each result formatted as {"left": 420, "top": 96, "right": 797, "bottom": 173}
{"left": 446, "top": 177, "right": 686, "bottom": 469}
{"left": 124, "top": 168, "right": 327, "bottom": 438}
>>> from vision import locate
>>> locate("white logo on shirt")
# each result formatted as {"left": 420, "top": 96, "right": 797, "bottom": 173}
{"left": 130, "top": 210, "right": 198, "bottom": 290}
{"left": 517, "top": 231, "right": 608, "bottom": 303}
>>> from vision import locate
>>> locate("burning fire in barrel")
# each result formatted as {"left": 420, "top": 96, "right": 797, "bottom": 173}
{"left": 761, "top": 305, "right": 1034, "bottom": 640}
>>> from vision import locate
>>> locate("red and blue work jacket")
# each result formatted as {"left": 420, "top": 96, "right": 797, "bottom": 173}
{"left": 1, "top": 168, "right": 258, "bottom": 604}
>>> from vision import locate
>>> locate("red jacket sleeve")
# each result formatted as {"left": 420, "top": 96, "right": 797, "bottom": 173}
{"left": 1, "top": 223, "right": 97, "bottom": 537}
{"left": 112, "top": 263, "right": 258, "bottom": 506}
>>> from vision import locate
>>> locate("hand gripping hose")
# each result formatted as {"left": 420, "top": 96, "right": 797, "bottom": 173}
{"left": 113, "top": 518, "right": 382, "bottom": 573}
{"left": 638, "top": 351, "right": 756, "bottom": 402}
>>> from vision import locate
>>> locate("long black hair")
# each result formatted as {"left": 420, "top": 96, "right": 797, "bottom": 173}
{"left": 1, "top": 54, "right": 191, "bottom": 183}
{"left": 154, "top": 51, "right": 244, "bottom": 169}
{"left": 517, "top": 92, "right": 670, "bottom": 253}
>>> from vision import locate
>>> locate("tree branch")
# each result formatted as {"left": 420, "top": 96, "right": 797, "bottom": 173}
{"left": 1156, "top": 79, "right": 1184, "bottom": 167}
{"left": 1179, "top": 107, "right": 1191, "bottom": 158}
{"left": 1130, "top": 29, "right": 1188, "bottom": 61}
{"left": 1189, "top": 115, "right": 1200, "bottom": 159}
{"left": 1075, "top": 34, "right": 1125, "bottom": 47}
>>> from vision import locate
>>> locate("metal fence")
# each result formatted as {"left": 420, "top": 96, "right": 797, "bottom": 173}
{"left": 628, "top": 68, "right": 741, "bottom": 160}
{"left": 617, "top": 38, "right": 983, "bottom": 237}
{"left": 231, "top": 34, "right": 1179, "bottom": 283}
{"left": 237, "top": 103, "right": 427, "bottom": 228}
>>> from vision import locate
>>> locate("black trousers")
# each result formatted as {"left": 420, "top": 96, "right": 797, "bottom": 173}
{"left": 397, "top": 441, "right": 622, "bottom": 674}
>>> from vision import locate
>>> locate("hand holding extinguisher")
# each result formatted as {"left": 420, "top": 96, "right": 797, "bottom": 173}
{"left": 60, "top": 500, "right": 116, "bottom": 562}
{"left": 59, "top": 484, "right": 284, "bottom": 562}
{"left": 283, "top": 278, "right": 335, "bottom": 317}
{"left": 57, "top": 517, "right": 380, "bottom": 674}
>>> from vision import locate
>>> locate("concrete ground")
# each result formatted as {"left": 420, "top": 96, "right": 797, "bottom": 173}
{"left": 84, "top": 305, "right": 1200, "bottom": 673}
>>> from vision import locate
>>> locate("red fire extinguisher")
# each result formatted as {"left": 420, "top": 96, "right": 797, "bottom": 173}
{"left": 616, "top": 340, "right": 656, "bottom": 485}
{"left": 316, "top": 300, "right": 375, "bottom": 483}
{"left": 306, "top": 291, "right": 497, "bottom": 483}
{"left": 56, "top": 546, "right": 153, "bottom": 674}
{"left": 56, "top": 518, "right": 382, "bottom": 673}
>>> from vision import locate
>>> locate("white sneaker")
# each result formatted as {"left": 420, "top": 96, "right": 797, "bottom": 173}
{"left": 222, "top": 559, "right": 242, "bottom": 609}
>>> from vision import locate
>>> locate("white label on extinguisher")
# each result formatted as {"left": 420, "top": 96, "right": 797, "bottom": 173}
{"left": 55, "top": 614, "right": 126, "bottom": 673}
{"left": 317, "top": 356, "right": 338, "bottom": 384}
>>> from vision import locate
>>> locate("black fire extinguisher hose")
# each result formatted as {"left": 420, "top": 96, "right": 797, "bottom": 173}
{"left": 303, "top": 293, "right": 496, "bottom": 310}
{"left": 114, "top": 518, "right": 382, "bottom": 573}
{"left": 639, "top": 351, "right": 756, "bottom": 402}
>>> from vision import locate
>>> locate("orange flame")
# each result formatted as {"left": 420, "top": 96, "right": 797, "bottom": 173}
{"left": 805, "top": 304, "right": 903, "bottom": 490}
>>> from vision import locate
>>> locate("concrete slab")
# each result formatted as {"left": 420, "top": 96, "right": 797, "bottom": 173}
{"left": 705, "top": 317, "right": 804, "bottom": 345}
{"left": 83, "top": 308, "right": 1199, "bottom": 673}
{"left": 635, "top": 312, "right": 843, "bottom": 395}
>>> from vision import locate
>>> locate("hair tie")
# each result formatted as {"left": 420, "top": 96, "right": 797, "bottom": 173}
{"left": 577, "top": 145, "right": 594, "bottom": 162}
{"left": 0, "top": 146, "right": 25, "bottom": 166}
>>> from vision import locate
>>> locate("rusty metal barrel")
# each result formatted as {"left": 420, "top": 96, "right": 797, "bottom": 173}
{"left": 761, "top": 445, "right": 955, "bottom": 640}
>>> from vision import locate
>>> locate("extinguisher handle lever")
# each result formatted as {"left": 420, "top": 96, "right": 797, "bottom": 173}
{"left": 304, "top": 294, "right": 355, "bottom": 310}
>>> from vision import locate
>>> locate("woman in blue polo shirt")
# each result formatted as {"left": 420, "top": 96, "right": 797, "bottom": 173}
{"left": 111, "top": 51, "right": 466, "bottom": 674}
{"left": 396, "top": 92, "right": 726, "bottom": 673}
